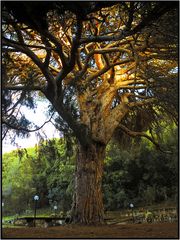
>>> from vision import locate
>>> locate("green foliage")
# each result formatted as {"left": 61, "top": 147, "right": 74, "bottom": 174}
{"left": 103, "top": 123, "right": 178, "bottom": 210}
{"left": 2, "top": 139, "right": 75, "bottom": 215}
{"left": 2, "top": 123, "right": 178, "bottom": 215}
{"left": 2, "top": 149, "right": 35, "bottom": 214}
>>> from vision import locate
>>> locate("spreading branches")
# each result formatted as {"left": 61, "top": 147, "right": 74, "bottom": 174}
{"left": 2, "top": 37, "right": 55, "bottom": 86}
{"left": 2, "top": 2, "right": 178, "bottom": 148}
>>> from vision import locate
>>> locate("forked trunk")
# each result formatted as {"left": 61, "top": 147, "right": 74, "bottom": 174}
{"left": 71, "top": 142, "right": 106, "bottom": 224}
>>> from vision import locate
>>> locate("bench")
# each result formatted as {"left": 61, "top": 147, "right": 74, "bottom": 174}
{"left": 15, "top": 216, "right": 70, "bottom": 227}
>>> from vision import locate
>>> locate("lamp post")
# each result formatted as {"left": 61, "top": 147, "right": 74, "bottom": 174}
{"left": 33, "top": 195, "right": 39, "bottom": 227}
{"left": 54, "top": 205, "right": 58, "bottom": 217}
{"left": 2, "top": 202, "right": 4, "bottom": 223}
{"left": 129, "top": 203, "right": 134, "bottom": 223}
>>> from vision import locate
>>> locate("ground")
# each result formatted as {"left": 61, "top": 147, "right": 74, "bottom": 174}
{"left": 2, "top": 222, "right": 178, "bottom": 238}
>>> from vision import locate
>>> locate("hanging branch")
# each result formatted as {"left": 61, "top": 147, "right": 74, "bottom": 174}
{"left": 119, "top": 124, "right": 172, "bottom": 154}
{"left": 2, "top": 113, "right": 55, "bottom": 133}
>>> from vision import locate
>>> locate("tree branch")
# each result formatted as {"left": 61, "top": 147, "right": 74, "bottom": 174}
{"left": 3, "top": 91, "right": 26, "bottom": 116}
{"left": 2, "top": 113, "right": 54, "bottom": 133}
{"left": 119, "top": 124, "right": 172, "bottom": 154}
{"left": 85, "top": 57, "right": 134, "bottom": 84}
{"left": 43, "top": 31, "right": 67, "bottom": 67}
{"left": 55, "top": 18, "right": 83, "bottom": 83}
{"left": 2, "top": 37, "right": 55, "bottom": 51}
{"left": 3, "top": 85, "right": 44, "bottom": 92}
{"left": 105, "top": 103, "right": 130, "bottom": 143}
{"left": 2, "top": 37, "right": 55, "bottom": 85}
{"left": 80, "top": 2, "right": 175, "bottom": 44}
{"left": 128, "top": 98, "right": 156, "bottom": 108}
{"left": 80, "top": 30, "right": 128, "bottom": 44}
{"left": 52, "top": 101, "right": 91, "bottom": 147}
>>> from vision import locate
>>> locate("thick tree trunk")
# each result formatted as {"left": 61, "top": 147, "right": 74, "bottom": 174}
{"left": 71, "top": 142, "right": 106, "bottom": 224}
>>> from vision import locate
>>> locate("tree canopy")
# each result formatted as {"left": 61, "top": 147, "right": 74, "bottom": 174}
{"left": 2, "top": 1, "right": 178, "bottom": 147}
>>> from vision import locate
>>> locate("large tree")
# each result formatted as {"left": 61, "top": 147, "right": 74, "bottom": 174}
{"left": 2, "top": 1, "right": 178, "bottom": 224}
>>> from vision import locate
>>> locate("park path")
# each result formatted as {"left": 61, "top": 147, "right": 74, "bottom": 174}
{"left": 2, "top": 222, "right": 178, "bottom": 238}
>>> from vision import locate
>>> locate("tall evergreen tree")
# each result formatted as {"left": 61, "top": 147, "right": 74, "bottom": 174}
{"left": 2, "top": 1, "right": 178, "bottom": 224}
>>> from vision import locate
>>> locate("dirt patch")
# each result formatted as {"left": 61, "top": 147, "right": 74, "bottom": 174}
{"left": 2, "top": 222, "right": 178, "bottom": 238}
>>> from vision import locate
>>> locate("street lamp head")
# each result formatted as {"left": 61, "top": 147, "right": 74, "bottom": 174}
{"left": 54, "top": 205, "right": 58, "bottom": 210}
{"left": 34, "top": 195, "right": 39, "bottom": 201}
{"left": 130, "top": 203, "right": 134, "bottom": 208}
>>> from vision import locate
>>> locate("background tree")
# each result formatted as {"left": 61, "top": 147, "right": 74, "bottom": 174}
{"left": 2, "top": 138, "right": 75, "bottom": 215}
{"left": 104, "top": 122, "right": 178, "bottom": 209}
{"left": 2, "top": 149, "right": 34, "bottom": 215}
{"left": 2, "top": 2, "right": 178, "bottom": 224}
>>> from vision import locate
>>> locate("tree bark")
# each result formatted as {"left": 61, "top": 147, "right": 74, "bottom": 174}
{"left": 71, "top": 142, "right": 106, "bottom": 224}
